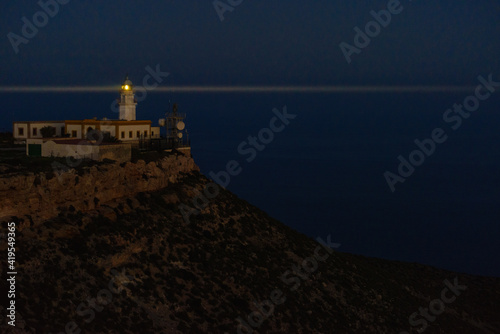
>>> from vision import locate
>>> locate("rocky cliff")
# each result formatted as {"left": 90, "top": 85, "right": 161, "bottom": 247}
{"left": 0, "top": 155, "right": 499, "bottom": 333}
{"left": 0, "top": 169, "right": 499, "bottom": 334}
{"left": 0, "top": 152, "right": 198, "bottom": 226}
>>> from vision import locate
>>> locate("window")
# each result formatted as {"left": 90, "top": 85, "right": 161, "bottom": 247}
{"left": 72, "top": 130, "right": 77, "bottom": 137}
{"left": 151, "top": 131, "right": 155, "bottom": 137}
{"left": 129, "top": 131, "right": 132, "bottom": 138}
{"left": 137, "top": 130, "right": 140, "bottom": 138}
{"left": 121, "top": 131, "right": 125, "bottom": 139}
{"left": 33, "top": 128, "right": 38, "bottom": 136}
{"left": 144, "top": 130, "right": 148, "bottom": 137}
{"left": 61, "top": 127, "right": 65, "bottom": 136}
{"left": 18, "top": 128, "right": 24, "bottom": 136}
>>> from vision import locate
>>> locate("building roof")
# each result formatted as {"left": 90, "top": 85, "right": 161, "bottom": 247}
{"left": 50, "top": 139, "right": 124, "bottom": 146}
{"left": 13, "top": 121, "right": 65, "bottom": 124}
{"left": 65, "top": 119, "right": 151, "bottom": 124}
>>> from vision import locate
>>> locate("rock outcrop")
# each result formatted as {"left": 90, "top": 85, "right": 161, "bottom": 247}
{"left": 0, "top": 153, "right": 199, "bottom": 226}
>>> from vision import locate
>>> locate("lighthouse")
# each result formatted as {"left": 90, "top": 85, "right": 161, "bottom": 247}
{"left": 118, "top": 75, "right": 137, "bottom": 121}
{"left": 14, "top": 75, "right": 162, "bottom": 146}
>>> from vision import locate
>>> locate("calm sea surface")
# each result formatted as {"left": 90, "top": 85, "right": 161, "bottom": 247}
{"left": 2, "top": 91, "right": 499, "bottom": 276}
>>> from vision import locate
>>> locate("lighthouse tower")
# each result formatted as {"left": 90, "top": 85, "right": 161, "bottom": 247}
{"left": 118, "top": 75, "right": 137, "bottom": 121}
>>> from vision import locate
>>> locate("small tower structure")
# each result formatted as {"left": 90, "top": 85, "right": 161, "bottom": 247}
{"left": 160, "top": 103, "right": 188, "bottom": 148}
{"left": 118, "top": 75, "right": 137, "bottom": 121}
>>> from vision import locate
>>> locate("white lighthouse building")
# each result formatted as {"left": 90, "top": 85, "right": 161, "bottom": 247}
{"left": 119, "top": 76, "right": 137, "bottom": 121}
{"left": 13, "top": 76, "right": 160, "bottom": 144}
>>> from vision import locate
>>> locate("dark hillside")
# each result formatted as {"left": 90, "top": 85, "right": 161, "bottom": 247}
{"left": 1, "top": 171, "right": 499, "bottom": 333}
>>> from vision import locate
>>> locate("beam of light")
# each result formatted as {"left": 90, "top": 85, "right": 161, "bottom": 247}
{"left": 0, "top": 85, "right": 478, "bottom": 93}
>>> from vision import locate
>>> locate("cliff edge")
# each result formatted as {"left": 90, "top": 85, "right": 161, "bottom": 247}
{"left": 0, "top": 154, "right": 499, "bottom": 333}
{"left": 0, "top": 152, "right": 198, "bottom": 226}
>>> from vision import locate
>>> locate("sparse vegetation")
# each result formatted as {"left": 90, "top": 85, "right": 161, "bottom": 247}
{"left": 0, "top": 132, "right": 17, "bottom": 147}
{"left": 0, "top": 154, "right": 115, "bottom": 175}
{"left": 2, "top": 171, "right": 499, "bottom": 334}
{"left": 40, "top": 126, "right": 56, "bottom": 138}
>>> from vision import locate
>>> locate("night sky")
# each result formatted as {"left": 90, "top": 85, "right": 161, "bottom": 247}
{"left": 1, "top": 1, "right": 499, "bottom": 88}
{"left": 1, "top": 1, "right": 500, "bottom": 276}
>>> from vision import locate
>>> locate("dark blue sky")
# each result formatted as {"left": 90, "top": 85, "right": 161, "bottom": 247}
{"left": 1, "top": 0, "right": 499, "bottom": 87}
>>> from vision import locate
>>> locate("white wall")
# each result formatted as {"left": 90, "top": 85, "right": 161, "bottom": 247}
{"left": 117, "top": 124, "right": 150, "bottom": 141}
{"left": 100, "top": 125, "right": 116, "bottom": 137}
{"left": 66, "top": 124, "right": 82, "bottom": 138}
{"left": 27, "top": 139, "right": 134, "bottom": 162}
{"left": 31, "top": 122, "right": 65, "bottom": 138}
{"left": 42, "top": 140, "right": 99, "bottom": 160}
{"left": 119, "top": 92, "right": 137, "bottom": 121}
{"left": 14, "top": 122, "right": 65, "bottom": 141}
{"left": 13, "top": 123, "right": 28, "bottom": 141}
{"left": 151, "top": 127, "right": 160, "bottom": 138}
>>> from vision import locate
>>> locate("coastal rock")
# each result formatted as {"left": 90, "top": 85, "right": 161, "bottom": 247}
{"left": 0, "top": 153, "right": 199, "bottom": 226}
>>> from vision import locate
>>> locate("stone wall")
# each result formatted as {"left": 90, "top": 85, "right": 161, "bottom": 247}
{"left": 26, "top": 139, "right": 132, "bottom": 164}
{"left": 98, "top": 144, "right": 131, "bottom": 163}
{"left": 0, "top": 154, "right": 199, "bottom": 225}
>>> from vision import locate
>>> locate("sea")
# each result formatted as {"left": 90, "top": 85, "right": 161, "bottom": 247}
{"left": 2, "top": 91, "right": 499, "bottom": 277}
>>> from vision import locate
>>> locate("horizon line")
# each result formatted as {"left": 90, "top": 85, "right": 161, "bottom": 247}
{"left": 0, "top": 85, "right": 477, "bottom": 93}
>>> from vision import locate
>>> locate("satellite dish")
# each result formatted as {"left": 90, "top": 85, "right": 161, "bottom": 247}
{"left": 158, "top": 119, "right": 165, "bottom": 126}
{"left": 177, "top": 132, "right": 183, "bottom": 139}
{"left": 176, "top": 121, "right": 185, "bottom": 131}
